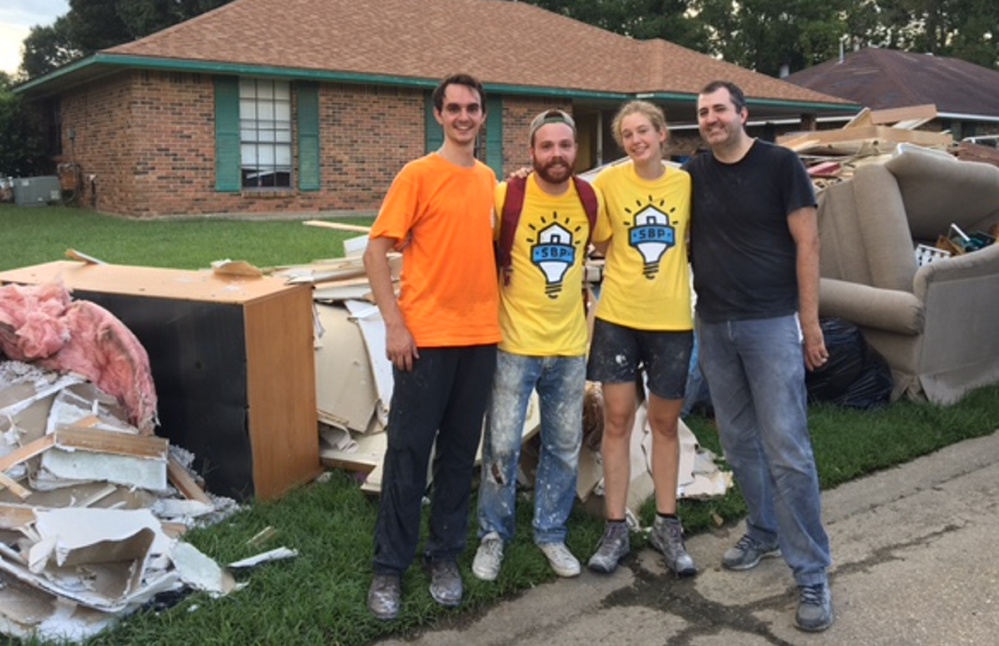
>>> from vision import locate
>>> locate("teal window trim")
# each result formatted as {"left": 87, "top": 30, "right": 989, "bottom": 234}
{"left": 297, "top": 83, "right": 320, "bottom": 191}
{"left": 485, "top": 95, "right": 503, "bottom": 177}
{"left": 214, "top": 76, "right": 241, "bottom": 192}
{"left": 424, "top": 92, "right": 443, "bottom": 154}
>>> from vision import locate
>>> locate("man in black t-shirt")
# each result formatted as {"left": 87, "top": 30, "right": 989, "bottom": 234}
{"left": 684, "top": 80, "right": 834, "bottom": 633}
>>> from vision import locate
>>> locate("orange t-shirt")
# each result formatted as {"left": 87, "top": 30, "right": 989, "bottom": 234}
{"left": 369, "top": 153, "right": 501, "bottom": 347}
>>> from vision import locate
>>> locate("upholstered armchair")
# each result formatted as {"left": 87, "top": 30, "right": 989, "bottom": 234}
{"left": 816, "top": 147, "right": 999, "bottom": 404}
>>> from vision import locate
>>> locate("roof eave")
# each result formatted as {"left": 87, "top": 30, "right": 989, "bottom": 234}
{"left": 14, "top": 53, "right": 635, "bottom": 102}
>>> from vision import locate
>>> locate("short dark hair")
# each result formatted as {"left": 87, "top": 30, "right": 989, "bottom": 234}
{"left": 700, "top": 80, "right": 746, "bottom": 113}
{"left": 432, "top": 73, "right": 486, "bottom": 113}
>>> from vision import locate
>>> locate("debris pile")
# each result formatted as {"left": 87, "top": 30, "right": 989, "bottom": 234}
{"left": 779, "top": 104, "right": 954, "bottom": 192}
{"left": 0, "top": 283, "right": 249, "bottom": 642}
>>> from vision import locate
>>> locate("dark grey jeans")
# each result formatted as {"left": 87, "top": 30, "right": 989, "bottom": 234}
{"left": 372, "top": 344, "right": 497, "bottom": 575}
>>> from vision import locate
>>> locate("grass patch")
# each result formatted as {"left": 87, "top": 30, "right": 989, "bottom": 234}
{"left": 0, "top": 204, "right": 374, "bottom": 271}
{"left": 3, "top": 203, "right": 999, "bottom": 644}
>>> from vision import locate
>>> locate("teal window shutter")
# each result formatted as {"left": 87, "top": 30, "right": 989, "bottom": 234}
{"left": 485, "top": 95, "right": 503, "bottom": 177}
{"left": 424, "top": 93, "right": 443, "bottom": 154}
{"left": 214, "top": 76, "right": 241, "bottom": 192}
{"left": 297, "top": 83, "right": 320, "bottom": 191}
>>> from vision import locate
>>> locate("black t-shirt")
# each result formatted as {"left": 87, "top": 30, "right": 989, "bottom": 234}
{"left": 684, "top": 140, "right": 816, "bottom": 323}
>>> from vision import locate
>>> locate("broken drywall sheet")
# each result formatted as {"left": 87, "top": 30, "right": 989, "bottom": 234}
{"left": 228, "top": 547, "right": 298, "bottom": 569}
{"left": 344, "top": 299, "right": 393, "bottom": 428}
{"left": 169, "top": 541, "right": 240, "bottom": 597}
{"left": 314, "top": 303, "right": 380, "bottom": 433}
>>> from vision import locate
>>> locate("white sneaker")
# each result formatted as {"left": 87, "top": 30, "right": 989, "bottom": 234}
{"left": 538, "top": 541, "right": 581, "bottom": 578}
{"left": 472, "top": 532, "right": 504, "bottom": 581}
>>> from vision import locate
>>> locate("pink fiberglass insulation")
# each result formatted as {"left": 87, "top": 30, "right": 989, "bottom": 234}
{"left": 0, "top": 282, "right": 159, "bottom": 433}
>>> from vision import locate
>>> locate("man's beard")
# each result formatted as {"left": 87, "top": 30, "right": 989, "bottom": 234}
{"left": 533, "top": 157, "right": 575, "bottom": 184}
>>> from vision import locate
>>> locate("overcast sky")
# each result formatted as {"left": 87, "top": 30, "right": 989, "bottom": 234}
{"left": 0, "top": 1, "right": 69, "bottom": 75}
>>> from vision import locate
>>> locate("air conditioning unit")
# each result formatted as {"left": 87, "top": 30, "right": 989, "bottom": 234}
{"left": 12, "top": 176, "right": 61, "bottom": 207}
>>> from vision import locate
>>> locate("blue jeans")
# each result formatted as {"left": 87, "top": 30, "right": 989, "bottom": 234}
{"left": 697, "top": 314, "right": 831, "bottom": 587}
{"left": 477, "top": 350, "right": 585, "bottom": 545}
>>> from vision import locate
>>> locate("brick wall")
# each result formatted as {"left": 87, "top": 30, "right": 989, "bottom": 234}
{"left": 56, "top": 72, "right": 430, "bottom": 218}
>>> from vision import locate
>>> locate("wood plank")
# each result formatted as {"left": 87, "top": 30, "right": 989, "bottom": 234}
{"left": 0, "top": 434, "right": 56, "bottom": 473}
{"left": 777, "top": 125, "right": 951, "bottom": 148}
{"left": 167, "top": 456, "right": 214, "bottom": 505}
{"left": 0, "top": 473, "right": 31, "bottom": 500}
{"left": 302, "top": 220, "right": 372, "bottom": 233}
{"left": 0, "top": 504, "right": 36, "bottom": 530}
{"left": 843, "top": 107, "right": 873, "bottom": 129}
{"left": 869, "top": 104, "right": 937, "bottom": 125}
{"left": 55, "top": 427, "right": 168, "bottom": 459}
{"left": 0, "top": 261, "right": 301, "bottom": 304}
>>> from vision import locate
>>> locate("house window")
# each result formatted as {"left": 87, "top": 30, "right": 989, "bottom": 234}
{"left": 239, "top": 79, "right": 291, "bottom": 188}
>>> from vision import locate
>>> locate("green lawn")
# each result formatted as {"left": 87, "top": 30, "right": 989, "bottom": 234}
{"left": 4, "top": 204, "right": 999, "bottom": 646}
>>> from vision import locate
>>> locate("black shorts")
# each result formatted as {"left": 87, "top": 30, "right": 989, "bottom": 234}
{"left": 587, "top": 318, "right": 693, "bottom": 400}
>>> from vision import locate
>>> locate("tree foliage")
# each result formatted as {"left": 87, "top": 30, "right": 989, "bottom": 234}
{"left": 522, "top": 0, "right": 998, "bottom": 73}
{"left": 0, "top": 74, "right": 49, "bottom": 177}
{"left": 18, "top": 0, "right": 235, "bottom": 80}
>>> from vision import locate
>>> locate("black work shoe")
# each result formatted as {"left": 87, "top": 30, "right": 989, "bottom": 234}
{"left": 367, "top": 573, "right": 401, "bottom": 620}
{"left": 425, "top": 557, "right": 463, "bottom": 607}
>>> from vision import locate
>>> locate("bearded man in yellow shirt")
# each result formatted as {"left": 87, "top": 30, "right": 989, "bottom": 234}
{"left": 472, "top": 109, "right": 603, "bottom": 582}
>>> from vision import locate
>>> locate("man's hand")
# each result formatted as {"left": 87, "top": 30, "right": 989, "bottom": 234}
{"left": 385, "top": 321, "right": 419, "bottom": 371}
{"left": 802, "top": 321, "right": 828, "bottom": 372}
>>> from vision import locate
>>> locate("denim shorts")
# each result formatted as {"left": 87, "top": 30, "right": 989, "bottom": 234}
{"left": 587, "top": 318, "right": 693, "bottom": 399}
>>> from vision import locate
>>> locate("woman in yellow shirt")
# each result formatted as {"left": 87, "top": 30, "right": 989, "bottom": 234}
{"left": 586, "top": 100, "right": 696, "bottom": 577}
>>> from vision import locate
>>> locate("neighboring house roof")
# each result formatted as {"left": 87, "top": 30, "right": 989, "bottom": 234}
{"left": 784, "top": 47, "right": 999, "bottom": 121}
{"left": 18, "top": 0, "right": 855, "bottom": 122}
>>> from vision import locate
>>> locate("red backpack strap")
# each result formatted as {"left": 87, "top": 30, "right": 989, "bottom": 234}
{"left": 497, "top": 175, "right": 527, "bottom": 285}
{"left": 571, "top": 176, "right": 599, "bottom": 247}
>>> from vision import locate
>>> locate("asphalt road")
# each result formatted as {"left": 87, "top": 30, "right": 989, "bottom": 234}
{"left": 376, "top": 429, "right": 999, "bottom": 646}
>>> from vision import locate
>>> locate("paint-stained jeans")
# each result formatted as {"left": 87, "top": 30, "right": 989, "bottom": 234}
{"left": 697, "top": 314, "right": 831, "bottom": 587}
{"left": 372, "top": 344, "right": 496, "bottom": 575}
{"left": 477, "top": 350, "right": 585, "bottom": 545}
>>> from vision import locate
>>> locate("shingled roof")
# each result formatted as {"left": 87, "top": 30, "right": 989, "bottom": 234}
{"left": 98, "top": 0, "right": 845, "bottom": 107}
{"left": 784, "top": 47, "right": 999, "bottom": 120}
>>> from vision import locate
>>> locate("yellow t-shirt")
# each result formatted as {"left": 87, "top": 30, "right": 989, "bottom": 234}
{"left": 494, "top": 175, "right": 601, "bottom": 356}
{"left": 591, "top": 161, "right": 693, "bottom": 331}
{"left": 369, "top": 153, "right": 500, "bottom": 347}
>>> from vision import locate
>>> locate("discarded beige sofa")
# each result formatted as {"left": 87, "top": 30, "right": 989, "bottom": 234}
{"left": 816, "top": 147, "right": 999, "bottom": 404}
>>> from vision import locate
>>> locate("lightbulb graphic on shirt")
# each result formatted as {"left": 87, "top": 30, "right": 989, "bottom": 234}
{"left": 627, "top": 201, "right": 677, "bottom": 279}
{"left": 531, "top": 221, "right": 576, "bottom": 299}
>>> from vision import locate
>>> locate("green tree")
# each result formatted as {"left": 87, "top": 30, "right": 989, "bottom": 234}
{"left": 0, "top": 73, "right": 49, "bottom": 178}
{"left": 18, "top": 0, "right": 235, "bottom": 80}
{"left": 693, "top": 0, "right": 851, "bottom": 75}
{"left": 19, "top": 17, "right": 81, "bottom": 79}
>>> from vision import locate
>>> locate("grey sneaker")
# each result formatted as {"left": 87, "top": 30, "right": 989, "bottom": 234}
{"left": 472, "top": 532, "right": 504, "bottom": 581}
{"left": 795, "top": 582, "right": 834, "bottom": 632}
{"left": 367, "top": 572, "right": 401, "bottom": 620}
{"left": 722, "top": 534, "right": 781, "bottom": 571}
{"left": 425, "top": 557, "right": 462, "bottom": 607}
{"left": 649, "top": 516, "right": 697, "bottom": 577}
{"left": 537, "top": 541, "right": 581, "bottom": 578}
{"left": 587, "top": 521, "right": 631, "bottom": 573}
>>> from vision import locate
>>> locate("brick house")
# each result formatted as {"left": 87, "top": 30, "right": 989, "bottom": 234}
{"left": 15, "top": 0, "right": 855, "bottom": 218}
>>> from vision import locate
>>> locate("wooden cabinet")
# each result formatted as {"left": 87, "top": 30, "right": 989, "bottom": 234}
{"left": 0, "top": 261, "right": 320, "bottom": 501}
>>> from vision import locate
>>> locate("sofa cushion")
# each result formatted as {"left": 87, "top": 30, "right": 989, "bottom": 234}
{"left": 886, "top": 148, "right": 999, "bottom": 240}
{"left": 850, "top": 164, "right": 919, "bottom": 291}
{"left": 819, "top": 278, "right": 924, "bottom": 335}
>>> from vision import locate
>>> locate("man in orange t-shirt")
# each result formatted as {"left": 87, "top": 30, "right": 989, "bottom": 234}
{"left": 363, "top": 73, "right": 500, "bottom": 621}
